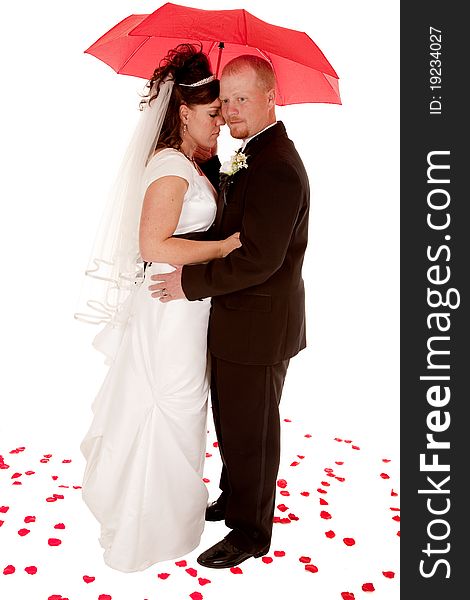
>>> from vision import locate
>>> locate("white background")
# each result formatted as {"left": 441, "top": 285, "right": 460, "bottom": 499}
{"left": 0, "top": 1, "right": 399, "bottom": 598}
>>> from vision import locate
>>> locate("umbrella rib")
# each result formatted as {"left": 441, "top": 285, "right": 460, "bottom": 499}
{"left": 118, "top": 37, "right": 152, "bottom": 73}
{"left": 322, "top": 73, "right": 341, "bottom": 100}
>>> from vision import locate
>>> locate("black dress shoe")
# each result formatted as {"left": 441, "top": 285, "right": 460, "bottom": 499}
{"left": 205, "top": 499, "right": 226, "bottom": 521}
{"left": 197, "top": 538, "right": 269, "bottom": 569}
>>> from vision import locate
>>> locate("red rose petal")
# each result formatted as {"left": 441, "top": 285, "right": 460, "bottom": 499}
{"left": 273, "top": 516, "right": 281, "bottom": 523}
{"left": 190, "top": 593, "right": 203, "bottom": 600}
{"left": 48, "top": 595, "right": 63, "bottom": 600}
{"left": 391, "top": 489, "right": 398, "bottom": 496}
{"left": 0, "top": 521, "right": 4, "bottom": 527}
{"left": 202, "top": 478, "right": 210, "bottom": 483}
{"left": 390, "top": 507, "right": 400, "bottom": 511}
{"left": 304, "top": 434, "right": 312, "bottom": 438}
{"left": 320, "top": 511, "right": 332, "bottom": 520}
{"left": 62, "top": 459, "right": 72, "bottom": 463}
{"left": 334, "top": 438, "right": 343, "bottom": 442}
{"left": 290, "top": 461, "right": 300, "bottom": 467}
{"left": 11, "top": 472, "right": 22, "bottom": 478}
{"left": 301, "top": 491, "right": 310, "bottom": 497}
{"left": 73, "top": 486, "right": 82, "bottom": 489}
{"left": 325, "top": 530, "right": 336, "bottom": 538}
{"left": 392, "top": 515, "right": 401, "bottom": 522}
{"left": 46, "top": 497, "right": 57, "bottom": 502}
{"left": 280, "top": 490, "right": 290, "bottom": 496}
{"left": 383, "top": 571, "right": 395, "bottom": 578}
{"left": 18, "top": 528, "right": 30, "bottom": 536}
{"left": 205, "top": 453, "right": 212, "bottom": 458}
{"left": 336, "top": 476, "right": 346, "bottom": 482}
{"left": 380, "top": 473, "right": 390, "bottom": 479}
{"left": 343, "top": 537, "right": 356, "bottom": 546}
{"left": 382, "top": 458, "right": 391, "bottom": 463}
{"left": 230, "top": 567, "right": 243, "bottom": 574}
{"left": 277, "top": 479, "right": 288, "bottom": 488}
{"left": 52, "top": 476, "right": 58, "bottom": 481}
{"left": 335, "top": 461, "right": 344, "bottom": 465}
{"left": 341, "top": 593, "right": 355, "bottom": 600}
{"left": 277, "top": 503, "right": 288, "bottom": 512}
{"left": 198, "top": 577, "right": 211, "bottom": 585}
{"left": 98, "top": 595, "right": 112, "bottom": 600}
{"left": 3, "top": 565, "right": 15, "bottom": 575}
{"left": 352, "top": 445, "right": 360, "bottom": 450}
{"left": 53, "top": 494, "right": 64, "bottom": 499}
{"left": 305, "top": 564, "right": 318, "bottom": 573}
{"left": 397, "top": 530, "right": 400, "bottom": 537}
{"left": 54, "top": 523, "right": 66, "bottom": 529}
{"left": 40, "top": 459, "right": 49, "bottom": 463}
{"left": 344, "top": 440, "right": 352, "bottom": 444}
{"left": 299, "top": 556, "right": 311, "bottom": 563}
{"left": 324, "top": 468, "right": 334, "bottom": 473}
{"left": 320, "top": 498, "right": 329, "bottom": 505}
{"left": 284, "top": 418, "right": 292, "bottom": 422}
{"left": 12, "top": 481, "right": 22, "bottom": 485}
{"left": 212, "top": 442, "right": 219, "bottom": 448}
{"left": 24, "top": 516, "right": 36, "bottom": 523}
{"left": 175, "top": 560, "right": 187, "bottom": 567}
{"left": 25, "top": 471, "right": 35, "bottom": 475}
{"left": 25, "top": 566, "right": 37, "bottom": 575}
{"left": 274, "top": 550, "right": 285, "bottom": 557}
{"left": 288, "top": 513, "right": 299, "bottom": 521}
{"left": 48, "top": 538, "right": 62, "bottom": 546}
{"left": 158, "top": 573, "right": 170, "bottom": 580}
{"left": 280, "top": 517, "right": 291, "bottom": 524}
{"left": 83, "top": 575, "right": 95, "bottom": 583}
{"left": 362, "top": 583, "right": 375, "bottom": 592}
{"left": 43, "top": 454, "right": 52, "bottom": 458}
{"left": 262, "top": 557, "right": 273, "bottom": 564}
{"left": 186, "top": 567, "right": 198, "bottom": 577}
{"left": 317, "top": 488, "right": 327, "bottom": 494}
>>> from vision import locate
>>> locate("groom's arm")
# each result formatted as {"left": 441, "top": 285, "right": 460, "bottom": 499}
{"left": 181, "top": 156, "right": 304, "bottom": 300}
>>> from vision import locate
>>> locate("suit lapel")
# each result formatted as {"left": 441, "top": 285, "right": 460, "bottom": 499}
{"left": 214, "top": 122, "right": 287, "bottom": 234}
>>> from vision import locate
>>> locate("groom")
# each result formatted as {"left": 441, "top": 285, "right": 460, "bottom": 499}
{"left": 150, "top": 55, "right": 310, "bottom": 568}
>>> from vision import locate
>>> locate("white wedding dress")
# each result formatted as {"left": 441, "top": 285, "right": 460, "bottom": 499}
{"left": 80, "top": 148, "right": 217, "bottom": 572}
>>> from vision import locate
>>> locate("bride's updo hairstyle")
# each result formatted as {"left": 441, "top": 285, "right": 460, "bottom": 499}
{"left": 141, "top": 43, "right": 220, "bottom": 151}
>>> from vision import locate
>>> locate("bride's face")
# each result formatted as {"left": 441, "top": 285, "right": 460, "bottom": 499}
{"left": 183, "top": 99, "right": 225, "bottom": 149}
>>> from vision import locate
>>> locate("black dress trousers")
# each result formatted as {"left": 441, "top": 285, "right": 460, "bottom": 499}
{"left": 209, "top": 354, "right": 290, "bottom": 553}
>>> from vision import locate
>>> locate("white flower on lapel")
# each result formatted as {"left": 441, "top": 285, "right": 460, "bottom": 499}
{"left": 220, "top": 150, "right": 249, "bottom": 177}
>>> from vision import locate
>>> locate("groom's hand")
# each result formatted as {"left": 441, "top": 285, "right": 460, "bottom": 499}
{"left": 148, "top": 266, "right": 186, "bottom": 302}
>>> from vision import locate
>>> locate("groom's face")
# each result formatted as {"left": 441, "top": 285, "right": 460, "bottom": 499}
{"left": 220, "top": 67, "right": 274, "bottom": 140}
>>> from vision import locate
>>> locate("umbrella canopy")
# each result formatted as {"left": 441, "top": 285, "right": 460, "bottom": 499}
{"left": 85, "top": 2, "right": 341, "bottom": 106}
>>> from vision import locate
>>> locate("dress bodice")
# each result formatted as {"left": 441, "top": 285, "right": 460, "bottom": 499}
{"left": 142, "top": 148, "right": 217, "bottom": 235}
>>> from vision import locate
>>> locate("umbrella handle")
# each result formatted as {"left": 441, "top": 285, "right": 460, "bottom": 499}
{"left": 215, "top": 42, "right": 224, "bottom": 78}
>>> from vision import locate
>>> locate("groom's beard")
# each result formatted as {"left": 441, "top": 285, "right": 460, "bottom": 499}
{"left": 227, "top": 121, "right": 249, "bottom": 139}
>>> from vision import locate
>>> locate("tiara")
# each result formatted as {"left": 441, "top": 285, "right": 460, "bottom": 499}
{"left": 179, "top": 75, "right": 215, "bottom": 87}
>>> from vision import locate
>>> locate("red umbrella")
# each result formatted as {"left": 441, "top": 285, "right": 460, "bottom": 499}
{"left": 85, "top": 2, "right": 341, "bottom": 106}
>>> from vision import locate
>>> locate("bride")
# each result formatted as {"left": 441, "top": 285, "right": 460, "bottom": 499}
{"left": 76, "top": 44, "right": 240, "bottom": 572}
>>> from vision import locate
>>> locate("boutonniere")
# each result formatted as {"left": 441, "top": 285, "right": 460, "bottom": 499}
{"left": 220, "top": 150, "right": 249, "bottom": 177}
{"left": 219, "top": 150, "right": 249, "bottom": 204}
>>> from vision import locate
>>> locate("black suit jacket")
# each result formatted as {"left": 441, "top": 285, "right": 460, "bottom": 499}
{"left": 182, "top": 121, "right": 310, "bottom": 365}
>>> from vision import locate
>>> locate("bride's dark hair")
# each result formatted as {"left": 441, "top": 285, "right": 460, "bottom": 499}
{"left": 141, "top": 43, "right": 220, "bottom": 150}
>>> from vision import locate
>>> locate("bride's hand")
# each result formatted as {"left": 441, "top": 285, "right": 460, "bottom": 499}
{"left": 220, "top": 232, "right": 242, "bottom": 258}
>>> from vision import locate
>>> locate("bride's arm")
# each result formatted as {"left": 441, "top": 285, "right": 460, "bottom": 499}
{"left": 139, "top": 175, "right": 240, "bottom": 264}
